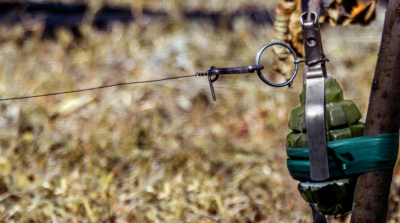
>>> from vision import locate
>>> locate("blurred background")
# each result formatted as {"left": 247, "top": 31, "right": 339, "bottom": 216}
{"left": 0, "top": 0, "right": 397, "bottom": 222}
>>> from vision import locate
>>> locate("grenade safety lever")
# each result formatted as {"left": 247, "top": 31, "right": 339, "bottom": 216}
{"left": 301, "top": 11, "right": 330, "bottom": 181}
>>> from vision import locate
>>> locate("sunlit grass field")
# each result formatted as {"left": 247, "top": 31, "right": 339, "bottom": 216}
{"left": 0, "top": 2, "right": 397, "bottom": 222}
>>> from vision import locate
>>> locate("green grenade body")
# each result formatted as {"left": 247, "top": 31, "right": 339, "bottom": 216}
{"left": 286, "top": 78, "right": 364, "bottom": 216}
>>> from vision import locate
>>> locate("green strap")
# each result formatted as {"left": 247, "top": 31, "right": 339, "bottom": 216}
{"left": 286, "top": 133, "right": 399, "bottom": 181}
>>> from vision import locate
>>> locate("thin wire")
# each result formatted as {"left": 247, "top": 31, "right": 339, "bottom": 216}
{"left": 0, "top": 74, "right": 196, "bottom": 101}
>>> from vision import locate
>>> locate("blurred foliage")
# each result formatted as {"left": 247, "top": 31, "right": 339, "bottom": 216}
{"left": 0, "top": 0, "right": 288, "bottom": 12}
{"left": 0, "top": 2, "right": 397, "bottom": 223}
{"left": 319, "top": 0, "right": 377, "bottom": 26}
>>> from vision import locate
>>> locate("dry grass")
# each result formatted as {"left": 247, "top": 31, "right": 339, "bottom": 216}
{"left": 0, "top": 3, "right": 398, "bottom": 223}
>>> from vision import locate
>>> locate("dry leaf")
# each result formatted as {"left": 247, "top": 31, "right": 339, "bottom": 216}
{"left": 321, "top": 0, "right": 376, "bottom": 26}
{"left": 271, "top": 0, "right": 300, "bottom": 82}
{"left": 57, "top": 94, "right": 96, "bottom": 116}
{"left": 288, "top": 0, "right": 303, "bottom": 56}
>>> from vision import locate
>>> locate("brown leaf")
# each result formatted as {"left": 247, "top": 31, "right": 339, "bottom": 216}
{"left": 342, "top": 0, "right": 376, "bottom": 26}
{"left": 271, "top": 0, "right": 301, "bottom": 80}
{"left": 321, "top": 0, "right": 376, "bottom": 26}
{"left": 288, "top": 0, "right": 304, "bottom": 56}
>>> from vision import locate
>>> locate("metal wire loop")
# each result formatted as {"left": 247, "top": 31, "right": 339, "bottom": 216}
{"left": 294, "top": 57, "right": 330, "bottom": 66}
{"left": 255, "top": 42, "right": 299, "bottom": 87}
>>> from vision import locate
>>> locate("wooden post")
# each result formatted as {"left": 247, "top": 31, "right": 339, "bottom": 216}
{"left": 350, "top": 1, "right": 400, "bottom": 222}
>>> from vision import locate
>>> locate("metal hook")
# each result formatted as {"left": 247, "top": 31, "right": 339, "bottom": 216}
{"left": 207, "top": 67, "right": 219, "bottom": 101}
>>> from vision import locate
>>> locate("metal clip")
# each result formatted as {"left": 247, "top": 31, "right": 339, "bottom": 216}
{"left": 197, "top": 65, "right": 264, "bottom": 101}
{"left": 301, "top": 11, "right": 330, "bottom": 181}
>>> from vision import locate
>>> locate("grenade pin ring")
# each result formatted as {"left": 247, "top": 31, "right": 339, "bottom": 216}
{"left": 255, "top": 42, "right": 299, "bottom": 87}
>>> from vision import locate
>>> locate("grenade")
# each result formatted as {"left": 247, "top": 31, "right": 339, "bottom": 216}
{"left": 286, "top": 77, "right": 364, "bottom": 216}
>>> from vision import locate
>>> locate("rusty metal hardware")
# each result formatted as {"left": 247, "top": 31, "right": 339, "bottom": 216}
{"left": 196, "top": 65, "right": 265, "bottom": 77}
{"left": 196, "top": 65, "right": 264, "bottom": 101}
{"left": 198, "top": 42, "right": 300, "bottom": 101}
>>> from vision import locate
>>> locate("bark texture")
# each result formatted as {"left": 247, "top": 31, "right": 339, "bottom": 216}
{"left": 350, "top": 1, "right": 400, "bottom": 222}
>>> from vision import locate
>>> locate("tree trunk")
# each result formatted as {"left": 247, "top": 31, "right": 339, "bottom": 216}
{"left": 350, "top": 1, "right": 400, "bottom": 222}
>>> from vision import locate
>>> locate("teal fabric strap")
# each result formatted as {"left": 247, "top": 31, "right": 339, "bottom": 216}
{"left": 286, "top": 133, "right": 399, "bottom": 181}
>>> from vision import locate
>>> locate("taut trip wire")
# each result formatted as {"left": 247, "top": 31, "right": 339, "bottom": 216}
{"left": 0, "top": 75, "right": 196, "bottom": 101}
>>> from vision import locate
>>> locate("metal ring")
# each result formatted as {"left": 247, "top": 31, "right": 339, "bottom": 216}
{"left": 255, "top": 42, "right": 299, "bottom": 87}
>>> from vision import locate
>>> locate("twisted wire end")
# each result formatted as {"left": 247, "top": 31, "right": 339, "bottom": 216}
{"left": 195, "top": 72, "right": 208, "bottom": 77}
